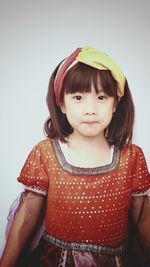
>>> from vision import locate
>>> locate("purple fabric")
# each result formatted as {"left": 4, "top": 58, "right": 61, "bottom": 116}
{"left": 5, "top": 192, "right": 45, "bottom": 252}
{"left": 5, "top": 193, "right": 22, "bottom": 238}
{"left": 72, "top": 251, "right": 97, "bottom": 267}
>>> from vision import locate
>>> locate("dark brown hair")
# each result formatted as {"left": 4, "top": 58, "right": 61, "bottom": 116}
{"left": 44, "top": 62, "right": 134, "bottom": 149}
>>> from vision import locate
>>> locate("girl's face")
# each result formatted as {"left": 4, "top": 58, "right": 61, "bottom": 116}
{"left": 61, "top": 84, "right": 116, "bottom": 139}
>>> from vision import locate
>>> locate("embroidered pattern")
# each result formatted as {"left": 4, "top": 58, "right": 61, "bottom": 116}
{"left": 25, "top": 186, "right": 47, "bottom": 196}
{"left": 43, "top": 232, "right": 127, "bottom": 255}
{"left": 51, "top": 138, "right": 120, "bottom": 175}
{"left": 58, "top": 249, "right": 68, "bottom": 267}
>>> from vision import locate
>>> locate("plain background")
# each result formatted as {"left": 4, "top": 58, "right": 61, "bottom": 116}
{"left": 0, "top": 0, "right": 150, "bottom": 253}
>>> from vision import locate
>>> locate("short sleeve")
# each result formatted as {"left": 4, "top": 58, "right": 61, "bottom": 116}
{"left": 131, "top": 145, "right": 150, "bottom": 197}
{"left": 17, "top": 142, "right": 49, "bottom": 196}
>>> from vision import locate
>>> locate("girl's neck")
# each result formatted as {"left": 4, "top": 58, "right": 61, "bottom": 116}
{"left": 67, "top": 132, "right": 111, "bottom": 168}
{"left": 67, "top": 131, "right": 109, "bottom": 151}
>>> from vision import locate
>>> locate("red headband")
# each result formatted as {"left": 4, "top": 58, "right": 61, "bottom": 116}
{"left": 54, "top": 48, "right": 81, "bottom": 106}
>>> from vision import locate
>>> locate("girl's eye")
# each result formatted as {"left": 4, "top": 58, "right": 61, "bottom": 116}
{"left": 97, "top": 95, "right": 107, "bottom": 101}
{"left": 73, "top": 95, "right": 82, "bottom": 101}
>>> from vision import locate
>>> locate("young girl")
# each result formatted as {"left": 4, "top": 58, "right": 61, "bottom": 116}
{"left": 0, "top": 46, "right": 150, "bottom": 267}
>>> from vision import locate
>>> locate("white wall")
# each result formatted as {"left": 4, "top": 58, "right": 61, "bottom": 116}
{"left": 0, "top": 0, "right": 150, "bottom": 252}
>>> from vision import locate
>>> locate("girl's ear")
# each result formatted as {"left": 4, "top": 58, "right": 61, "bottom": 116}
{"left": 60, "top": 103, "right": 66, "bottom": 114}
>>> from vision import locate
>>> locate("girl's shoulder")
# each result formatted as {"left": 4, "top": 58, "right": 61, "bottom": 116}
{"left": 121, "top": 143, "right": 144, "bottom": 156}
{"left": 121, "top": 143, "right": 147, "bottom": 166}
{"left": 32, "top": 138, "right": 53, "bottom": 153}
{"left": 35, "top": 138, "right": 51, "bottom": 147}
{"left": 25, "top": 138, "right": 54, "bottom": 163}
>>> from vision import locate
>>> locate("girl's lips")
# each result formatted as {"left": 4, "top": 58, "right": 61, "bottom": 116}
{"left": 82, "top": 121, "right": 99, "bottom": 124}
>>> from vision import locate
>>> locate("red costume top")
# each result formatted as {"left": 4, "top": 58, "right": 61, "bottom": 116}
{"left": 17, "top": 138, "right": 150, "bottom": 249}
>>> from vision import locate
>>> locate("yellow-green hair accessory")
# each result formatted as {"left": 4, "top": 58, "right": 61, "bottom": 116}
{"left": 76, "top": 46, "right": 125, "bottom": 97}
{"left": 54, "top": 46, "right": 125, "bottom": 106}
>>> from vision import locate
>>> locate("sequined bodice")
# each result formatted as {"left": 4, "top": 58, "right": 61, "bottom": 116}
{"left": 18, "top": 138, "right": 150, "bottom": 247}
{"left": 44, "top": 139, "right": 129, "bottom": 246}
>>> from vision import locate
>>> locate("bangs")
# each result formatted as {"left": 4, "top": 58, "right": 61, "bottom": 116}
{"left": 60, "top": 62, "right": 118, "bottom": 101}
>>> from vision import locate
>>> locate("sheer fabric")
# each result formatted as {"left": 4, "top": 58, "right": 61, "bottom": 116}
{"left": 6, "top": 138, "right": 150, "bottom": 266}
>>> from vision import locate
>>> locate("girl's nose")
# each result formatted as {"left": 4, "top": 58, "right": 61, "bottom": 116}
{"left": 84, "top": 97, "right": 96, "bottom": 115}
